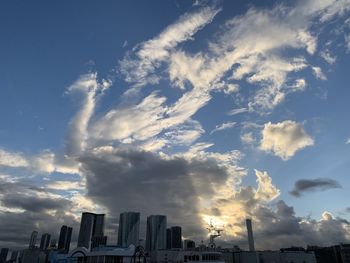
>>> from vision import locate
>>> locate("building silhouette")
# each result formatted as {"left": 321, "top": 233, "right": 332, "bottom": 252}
{"left": 307, "top": 244, "right": 350, "bottom": 263}
{"left": 171, "top": 226, "right": 182, "bottom": 249}
{"left": 146, "top": 215, "right": 167, "bottom": 251}
{"left": 78, "top": 212, "right": 105, "bottom": 250}
{"left": 117, "top": 212, "right": 140, "bottom": 247}
{"left": 246, "top": 219, "right": 255, "bottom": 251}
{"left": 183, "top": 240, "right": 196, "bottom": 250}
{"left": 0, "top": 248, "right": 9, "bottom": 263}
{"left": 166, "top": 228, "right": 172, "bottom": 249}
{"left": 58, "top": 225, "right": 72, "bottom": 253}
{"left": 29, "top": 231, "right": 38, "bottom": 249}
{"left": 10, "top": 250, "right": 19, "bottom": 262}
{"left": 39, "top": 233, "right": 51, "bottom": 250}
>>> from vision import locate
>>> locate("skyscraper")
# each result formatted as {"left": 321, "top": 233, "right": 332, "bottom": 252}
{"left": 145, "top": 215, "right": 167, "bottom": 251}
{"left": 39, "top": 233, "right": 51, "bottom": 250}
{"left": 117, "top": 212, "right": 140, "bottom": 247}
{"left": 10, "top": 251, "right": 19, "bottom": 262}
{"left": 58, "top": 225, "right": 72, "bottom": 253}
{"left": 0, "top": 248, "right": 9, "bottom": 263}
{"left": 29, "top": 231, "right": 38, "bottom": 249}
{"left": 166, "top": 228, "right": 171, "bottom": 249}
{"left": 246, "top": 218, "right": 255, "bottom": 251}
{"left": 78, "top": 212, "right": 105, "bottom": 249}
{"left": 171, "top": 226, "right": 182, "bottom": 249}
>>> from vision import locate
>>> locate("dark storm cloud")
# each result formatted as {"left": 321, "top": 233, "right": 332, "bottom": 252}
{"left": 0, "top": 210, "right": 79, "bottom": 249}
{"left": 1, "top": 195, "right": 70, "bottom": 213}
{"left": 79, "top": 147, "right": 231, "bottom": 240}
{"left": 290, "top": 178, "right": 341, "bottom": 197}
{"left": 0, "top": 178, "right": 79, "bottom": 249}
{"left": 78, "top": 147, "right": 350, "bottom": 249}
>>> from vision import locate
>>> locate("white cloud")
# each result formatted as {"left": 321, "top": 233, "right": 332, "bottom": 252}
{"left": 91, "top": 91, "right": 167, "bottom": 141}
{"left": 260, "top": 120, "right": 314, "bottom": 160}
{"left": 164, "top": 120, "right": 204, "bottom": 145}
{"left": 254, "top": 169, "right": 280, "bottom": 202}
{"left": 312, "top": 66, "right": 327, "bottom": 80}
{"left": 320, "top": 49, "right": 337, "bottom": 64}
{"left": 241, "top": 132, "right": 256, "bottom": 144}
{"left": 346, "top": 138, "right": 350, "bottom": 144}
{"left": 0, "top": 149, "right": 28, "bottom": 168}
{"left": 46, "top": 180, "right": 84, "bottom": 191}
{"left": 66, "top": 73, "right": 111, "bottom": 156}
{"left": 120, "top": 5, "right": 221, "bottom": 86}
{"left": 210, "top": 121, "right": 236, "bottom": 134}
{"left": 227, "top": 108, "right": 248, "bottom": 116}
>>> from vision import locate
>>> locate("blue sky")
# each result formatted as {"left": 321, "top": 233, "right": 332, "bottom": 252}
{"left": 1, "top": 0, "right": 350, "bottom": 249}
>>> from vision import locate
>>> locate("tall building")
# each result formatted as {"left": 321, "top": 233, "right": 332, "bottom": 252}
{"left": 117, "top": 212, "right": 140, "bottom": 247}
{"left": 10, "top": 250, "right": 19, "bottom": 262}
{"left": 145, "top": 215, "right": 167, "bottom": 251}
{"left": 246, "top": 219, "right": 255, "bottom": 252}
{"left": 39, "top": 233, "right": 51, "bottom": 250}
{"left": 58, "top": 225, "right": 73, "bottom": 253}
{"left": 171, "top": 226, "right": 182, "bottom": 249}
{"left": 29, "top": 231, "right": 38, "bottom": 249}
{"left": 0, "top": 248, "right": 9, "bottom": 263}
{"left": 78, "top": 212, "right": 106, "bottom": 249}
{"left": 166, "top": 228, "right": 171, "bottom": 249}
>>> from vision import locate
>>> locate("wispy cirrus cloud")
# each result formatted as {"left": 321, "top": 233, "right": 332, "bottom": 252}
{"left": 227, "top": 108, "right": 248, "bottom": 116}
{"left": 210, "top": 121, "right": 236, "bottom": 134}
{"left": 119, "top": 5, "right": 221, "bottom": 87}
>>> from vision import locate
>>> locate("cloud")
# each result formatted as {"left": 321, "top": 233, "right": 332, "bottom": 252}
{"left": 260, "top": 120, "right": 314, "bottom": 160}
{"left": 0, "top": 149, "right": 28, "bottom": 168}
{"left": 119, "top": 5, "right": 221, "bottom": 86}
{"left": 0, "top": 176, "right": 80, "bottom": 248}
{"left": 210, "top": 121, "right": 236, "bottom": 134}
{"left": 167, "top": 4, "right": 315, "bottom": 113}
{"left": 290, "top": 178, "right": 342, "bottom": 197}
{"left": 227, "top": 108, "right": 248, "bottom": 116}
{"left": 78, "top": 146, "right": 241, "bottom": 240}
{"left": 312, "top": 66, "right": 327, "bottom": 80}
{"left": 254, "top": 170, "right": 280, "bottom": 202}
{"left": 65, "top": 73, "right": 111, "bottom": 156}
{"left": 346, "top": 138, "right": 350, "bottom": 144}
{"left": 0, "top": 149, "right": 78, "bottom": 175}
{"left": 320, "top": 49, "right": 336, "bottom": 64}
{"left": 240, "top": 132, "right": 255, "bottom": 144}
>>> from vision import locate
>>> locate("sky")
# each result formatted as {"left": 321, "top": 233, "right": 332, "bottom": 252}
{"left": 0, "top": 0, "right": 350, "bottom": 251}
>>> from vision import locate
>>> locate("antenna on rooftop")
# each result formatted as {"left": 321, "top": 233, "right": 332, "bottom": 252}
{"left": 206, "top": 219, "right": 224, "bottom": 249}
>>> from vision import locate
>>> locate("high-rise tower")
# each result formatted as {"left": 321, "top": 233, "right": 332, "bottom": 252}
{"left": 246, "top": 218, "right": 255, "bottom": 251}
{"left": 58, "top": 225, "right": 72, "bottom": 253}
{"left": 117, "top": 212, "right": 140, "bottom": 247}
{"left": 39, "top": 233, "right": 51, "bottom": 250}
{"left": 29, "top": 231, "right": 38, "bottom": 249}
{"left": 78, "top": 212, "right": 106, "bottom": 249}
{"left": 145, "top": 215, "right": 167, "bottom": 251}
{"left": 170, "top": 226, "right": 182, "bottom": 249}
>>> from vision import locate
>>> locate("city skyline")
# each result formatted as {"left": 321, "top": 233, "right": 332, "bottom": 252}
{"left": 0, "top": 0, "right": 350, "bottom": 251}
